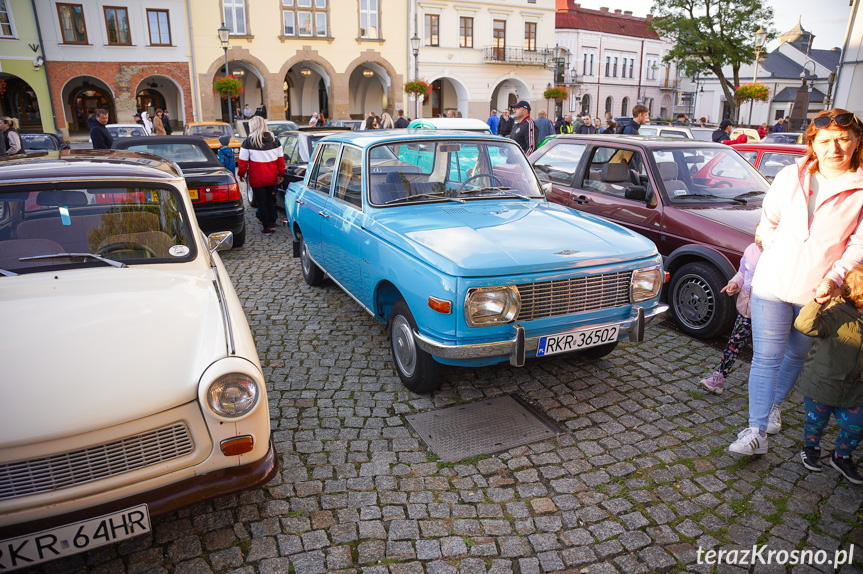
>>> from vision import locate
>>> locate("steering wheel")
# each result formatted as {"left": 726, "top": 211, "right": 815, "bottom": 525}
{"left": 96, "top": 241, "right": 158, "bottom": 258}
{"left": 456, "top": 173, "right": 505, "bottom": 194}
{"left": 710, "top": 181, "right": 733, "bottom": 188}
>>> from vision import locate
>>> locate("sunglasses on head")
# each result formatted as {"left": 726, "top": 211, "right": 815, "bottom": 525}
{"left": 813, "top": 113, "right": 860, "bottom": 129}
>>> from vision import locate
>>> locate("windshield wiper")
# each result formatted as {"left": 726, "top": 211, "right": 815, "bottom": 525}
{"left": 682, "top": 193, "right": 746, "bottom": 205}
{"left": 733, "top": 191, "right": 765, "bottom": 202}
{"left": 0, "top": 268, "right": 17, "bottom": 277}
{"left": 384, "top": 193, "right": 465, "bottom": 205}
{"left": 19, "top": 253, "right": 128, "bottom": 268}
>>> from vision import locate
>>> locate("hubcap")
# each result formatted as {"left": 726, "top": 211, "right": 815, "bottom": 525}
{"left": 673, "top": 273, "right": 714, "bottom": 329}
{"left": 301, "top": 242, "right": 311, "bottom": 275}
{"left": 247, "top": 184, "right": 254, "bottom": 204}
{"left": 392, "top": 315, "right": 417, "bottom": 377}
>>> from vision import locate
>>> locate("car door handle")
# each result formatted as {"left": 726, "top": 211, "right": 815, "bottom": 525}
{"left": 318, "top": 211, "right": 330, "bottom": 218}
{"left": 295, "top": 199, "right": 304, "bottom": 205}
{"left": 573, "top": 195, "right": 589, "bottom": 205}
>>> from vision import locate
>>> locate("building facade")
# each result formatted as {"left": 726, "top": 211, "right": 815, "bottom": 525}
{"left": 555, "top": 0, "right": 678, "bottom": 122}
{"left": 35, "top": 0, "right": 193, "bottom": 139}
{"left": 834, "top": 0, "right": 862, "bottom": 116}
{"left": 0, "top": 0, "right": 54, "bottom": 134}
{"left": 189, "top": 0, "right": 408, "bottom": 124}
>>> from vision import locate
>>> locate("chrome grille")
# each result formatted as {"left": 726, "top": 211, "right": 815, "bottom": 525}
{"left": 0, "top": 423, "right": 194, "bottom": 500}
{"left": 516, "top": 271, "right": 632, "bottom": 321}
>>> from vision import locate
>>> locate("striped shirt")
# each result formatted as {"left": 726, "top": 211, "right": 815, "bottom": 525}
{"left": 509, "top": 116, "right": 537, "bottom": 156}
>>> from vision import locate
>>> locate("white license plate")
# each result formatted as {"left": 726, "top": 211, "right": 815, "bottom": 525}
{"left": 0, "top": 505, "right": 150, "bottom": 571}
{"left": 536, "top": 325, "right": 620, "bottom": 357}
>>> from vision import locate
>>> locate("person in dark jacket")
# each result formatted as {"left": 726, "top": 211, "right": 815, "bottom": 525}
{"left": 394, "top": 109, "right": 409, "bottom": 128}
{"left": 576, "top": 114, "right": 596, "bottom": 134}
{"left": 619, "top": 104, "right": 649, "bottom": 134}
{"left": 498, "top": 109, "right": 514, "bottom": 137}
{"left": 713, "top": 119, "right": 734, "bottom": 143}
{"left": 508, "top": 100, "right": 536, "bottom": 155}
{"left": 553, "top": 115, "right": 565, "bottom": 133}
{"left": 559, "top": 115, "right": 574, "bottom": 134}
{"left": 793, "top": 265, "right": 863, "bottom": 483}
{"left": 162, "top": 109, "right": 173, "bottom": 135}
{"left": 534, "top": 109, "right": 554, "bottom": 143}
{"left": 773, "top": 118, "right": 785, "bottom": 133}
{"left": 217, "top": 135, "right": 236, "bottom": 173}
{"left": 254, "top": 104, "right": 268, "bottom": 119}
{"left": 89, "top": 109, "right": 113, "bottom": 150}
{"left": 237, "top": 116, "right": 285, "bottom": 235}
{"left": 672, "top": 114, "right": 687, "bottom": 126}
{"left": 0, "top": 116, "right": 23, "bottom": 155}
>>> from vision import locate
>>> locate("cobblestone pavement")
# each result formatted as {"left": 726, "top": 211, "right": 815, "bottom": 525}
{"left": 31, "top": 210, "right": 863, "bottom": 574}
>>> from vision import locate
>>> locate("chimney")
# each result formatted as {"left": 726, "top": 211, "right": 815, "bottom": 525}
{"left": 645, "top": 13, "right": 653, "bottom": 20}
{"left": 623, "top": 10, "right": 632, "bottom": 15}
{"left": 599, "top": 6, "right": 609, "bottom": 11}
{"left": 614, "top": 9, "right": 621, "bottom": 14}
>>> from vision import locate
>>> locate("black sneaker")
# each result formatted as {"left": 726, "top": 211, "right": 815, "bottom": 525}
{"left": 829, "top": 454, "right": 863, "bottom": 484}
{"left": 800, "top": 446, "right": 822, "bottom": 472}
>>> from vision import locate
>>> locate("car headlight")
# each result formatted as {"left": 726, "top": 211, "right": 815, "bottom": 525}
{"left": 207, "top": 373, "right": 259, "bottom": 417}
{"left": 631, "top": 266, "right": 663, "bottom": 303}
{"left": 465, "top": 286, "right": 520, "bottom": 327}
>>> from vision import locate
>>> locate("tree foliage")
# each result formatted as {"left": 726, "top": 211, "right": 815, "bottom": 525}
{"left": 649, "top": 0, "right": 774, "bottom": 120}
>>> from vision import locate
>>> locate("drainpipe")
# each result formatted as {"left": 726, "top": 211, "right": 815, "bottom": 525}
{"left": 30, "top": 0, "right": 59, "bottom": 136}
{"left": 637, "top": 39, "right": 644, "bottom": 105}
{"left": 185, "top": 0, "right": 200, "bottom": 121}
{"left": 596, "top": 34, "right": 602, "bottom": 116}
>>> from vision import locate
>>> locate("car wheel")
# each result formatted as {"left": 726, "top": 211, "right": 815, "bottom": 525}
{"left": 668, "top": 261, "right": 734, "bottom": 338}
{"left": 246, "top": 182, "right": 257, "bottom": 208}
{"left": 299, "top": 235, "right": 325, "bottom": 286}
{"left": 232, "top": 224, "right": 246, "bottom": 248}
{"left": 389, "top": 299, "right": 442, "bottom": 394}
{"left": 579, "top": 341, "right": 619, "bottom": 360}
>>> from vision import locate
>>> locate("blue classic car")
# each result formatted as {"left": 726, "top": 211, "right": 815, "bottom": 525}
{"left": 286, "top": 130, "right": 668, "bottom": 393}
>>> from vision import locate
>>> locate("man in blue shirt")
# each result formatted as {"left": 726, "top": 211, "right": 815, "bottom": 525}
{"left": 486, "top": 109, "right": 500, "bottom": 135}
{"left": 534, "top": 109, "right": 554, "bottom": 143}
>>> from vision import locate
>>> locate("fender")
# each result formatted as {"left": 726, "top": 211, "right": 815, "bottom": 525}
{"left": 664, "top": 245, "right": 736, "bottom": 281}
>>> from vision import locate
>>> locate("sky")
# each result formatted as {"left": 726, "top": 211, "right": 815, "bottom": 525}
{"left": 573, "top": 0, "right": 854, "bottom": 52}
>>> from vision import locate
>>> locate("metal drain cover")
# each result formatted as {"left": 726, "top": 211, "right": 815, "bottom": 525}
{"left": 406, "top": 395, "right": 564, "bottom": 462}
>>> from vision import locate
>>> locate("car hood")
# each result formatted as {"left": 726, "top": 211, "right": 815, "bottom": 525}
{"left": 0, "top": 267, "right": 226, "bottom": 446}
{"left": 676, "top": 202, "right": 762, "bottom": 234}
{"left": 367, "top": 201, "right": 658, "bottom": 276}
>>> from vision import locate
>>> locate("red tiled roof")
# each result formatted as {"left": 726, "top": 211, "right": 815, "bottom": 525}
{"left": 556, "top": 2, "right": 659, "bottom": 40}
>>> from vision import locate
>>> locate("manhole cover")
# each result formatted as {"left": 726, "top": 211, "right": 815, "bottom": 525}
{"left": 406, "top": 395, "right": 564, "bottom": 462}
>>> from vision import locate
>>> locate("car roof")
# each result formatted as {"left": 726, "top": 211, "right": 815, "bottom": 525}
{"left": 187, "top": 121, "right": 231, "bottom": 127}
{"left": 0, "top": 150, "right": 184, "bottom": 183}
{"left": 546, "top": 133, "right": 732, "bottom": 149}
{"left": 107, "top": 123, "right": 145, "bottom": 128}
{"left": 111, "top": 135, "right": 221, "bottom": 165}
{"left": 305, "top": 129, "right": 513, "bottom": 147}
{"left": 407, "top": 118, "right": 491, "bottom": 130}
{"left": 731, "top": 142, "right": 807, "bottom": 152}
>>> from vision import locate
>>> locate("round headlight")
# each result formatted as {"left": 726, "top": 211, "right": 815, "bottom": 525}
{"left": 207, "top": 374, "right": 259, "bottom": 417}
{"left": 465, "top": 286, "right": 520, "bottom": 327}
{"left": 631, "top": 267, "right": 663, "bottom": 302}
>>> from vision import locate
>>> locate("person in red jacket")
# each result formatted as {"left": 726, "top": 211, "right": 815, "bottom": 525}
{"left": 238, "top": 116, "right": 285, "bottom": 235}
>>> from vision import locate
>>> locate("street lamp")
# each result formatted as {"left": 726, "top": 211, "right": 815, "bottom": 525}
{"left": 410, "top": 33, "right": 420, "bottom": 119}
{"left": 800, "top": 60, "right": 817, "bottom": 129}
{"left": 747, "top": 26, "right": 768, "bottom": 127}
{"left": 826, "top": 70, "right": 837, "bottom": 110}
{"left": 218, "top": 22, "right": 230, "bottom": 77}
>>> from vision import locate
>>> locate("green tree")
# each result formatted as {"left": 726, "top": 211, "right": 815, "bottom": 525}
{"left": 649, "top": 0, "right": 774, "bottom": 121}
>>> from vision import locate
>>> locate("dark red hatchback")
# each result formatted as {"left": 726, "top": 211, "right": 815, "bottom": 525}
{"left": 529, "top": 134, "right": 768, "bottom": 338}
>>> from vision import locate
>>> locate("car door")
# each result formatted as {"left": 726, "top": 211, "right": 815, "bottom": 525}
{"left": 321, "top": 145, "right": 365, "bottom": 298}
{"left": 297, "top": 142, "right": 340, "bottom": 265}
{"left": 531, "top": 141, "right": 589, "bottom": 207}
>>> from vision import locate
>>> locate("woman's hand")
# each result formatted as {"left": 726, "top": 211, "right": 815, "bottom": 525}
{"left": 720, "top": 280, "right": 740, "bottom": 295}
{"left": 814, "top": 279, "right": 836, "bottom": 304}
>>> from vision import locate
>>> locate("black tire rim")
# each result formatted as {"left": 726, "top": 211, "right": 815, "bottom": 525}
{"left": 391, "top": 315, "right": 417, "bottom": 377}
{"left": 672, "top": 273, "right": 715, "bottom": 330}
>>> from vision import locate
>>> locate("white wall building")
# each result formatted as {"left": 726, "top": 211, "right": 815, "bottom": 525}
{"left": 413, "top": 0, "right": 555, "bottom": 120}
{"left": 834, "top": 0, "right": 863, "bottom": 116}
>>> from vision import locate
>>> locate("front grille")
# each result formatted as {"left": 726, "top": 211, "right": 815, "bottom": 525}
{"left": 0, "top": 423, "right": 194, "bottom": 500}
{"left": 516, "top": 271, "right": 632, "bottom": 321}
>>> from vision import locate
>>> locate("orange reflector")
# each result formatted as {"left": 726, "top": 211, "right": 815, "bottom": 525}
{"left": 664, "top": 272, "right": 670, "bottom": 283}
{"left": 220, "top": 436, "right": 254, "bottom": 456}
{"left": 428, "top": 296, "right": 452, "bottom": 314}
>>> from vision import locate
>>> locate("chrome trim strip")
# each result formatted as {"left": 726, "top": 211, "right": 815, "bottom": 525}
{"left": 211, "top": 262, "right": 235, "bottom": 356}
{"left": 414, "top": 304, "right": 668, "bottom": 362}
{"left": 0, "top": 176, "right": 185, "bottom": 186}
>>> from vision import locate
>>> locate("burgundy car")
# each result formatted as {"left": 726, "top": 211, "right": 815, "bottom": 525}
{"left": 731, "top": 142, "right": 807, "bottom": 182}
{"left": 529, "top": 134, "right": 769, "bottom": 338}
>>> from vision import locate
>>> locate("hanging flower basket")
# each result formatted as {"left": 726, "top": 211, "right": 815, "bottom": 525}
{"left": 0, "top": 78, "right": 6, "bottom": 96}
{"left": 543, "top": 85, "right": 568, "bottom": 101}
{"left": 734, "top": 82, "right": 770, "bottom": 104}
{"left": 213, "top": 76, "right": 245, "bottom": 99}
{"left": 404, "top": 79, "right": 431, "bottom": 99}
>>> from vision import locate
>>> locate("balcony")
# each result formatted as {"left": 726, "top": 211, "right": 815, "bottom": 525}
{"left": 483, "top": 46, "right": 546, "bottom": 66}
{"left": 659, "top": 79, "right": 679, "bottom": 90}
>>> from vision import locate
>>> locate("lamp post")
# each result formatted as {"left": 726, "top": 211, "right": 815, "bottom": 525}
{"left": 410, "top": 33, "right": 420, "bottom": 120}
{"left": 826, "top": 70, "right": 837, "bottom": 110}
{"left": 218, "top": 23, "right": 231, "bottom": 121}
{"left": 747, "top": 26, "right": 768, "bottom": 127}
{"left": 800, "top": 60, "right": 817, "bottom": 129}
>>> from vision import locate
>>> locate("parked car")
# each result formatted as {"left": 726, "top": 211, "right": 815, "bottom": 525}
{"left": 0, "top": 150, "right": 276, "bottom": 568}
{"left": 267, "top": 120, "right": 300, "bottom": 139}
{"left": 329, "top": 119, "right": 364, "bottom": 130}
{"left": 273, "top": 127, "right": 351, "bottom": 210}
{"left": 285, "top": 131, "right": 667, "bottom": 393}
{"left": 730, "top": 128, "right": 761, "bottom": 142}
{"left": 636, "top": 125, "right": 693, "bottom": 138}
{"left": 762, "top": 132, "right": 805, "bottom": 144}
{"left": 731, "top": 142, "right": 807, "bottom": 181}
{"left": 112, "top": 136, "right": 246, "bottom": 247}
{"left": 529, "top": 134, "right": 768, "bottom": 338}
{"left": 107, "top": 123, "right": 148, "bottom": 139}
{"left": 406, "top": 118, "right": 492, "bottom": 133}
{"left": 20, "top": 132, "right": 69, "bottom": 151}
{"left": 184, "top": 121, "right": 242, "bottom": 157}
{"left": 689, "top": 127, "right": 716, "bottom": 141}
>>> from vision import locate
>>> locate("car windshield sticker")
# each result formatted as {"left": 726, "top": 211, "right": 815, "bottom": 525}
{"left": 169, "top": 245, "right": 190, "bottom": 257}
{"left": 59, "top": 206, "right": 71, "bottom": 226}
{"left": 674, "top": 189, "right": 688, "bottom": 196}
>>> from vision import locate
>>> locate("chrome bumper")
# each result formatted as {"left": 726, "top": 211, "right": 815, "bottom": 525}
{"left": 413, "top": 304, "right": 668, "bottom": 367}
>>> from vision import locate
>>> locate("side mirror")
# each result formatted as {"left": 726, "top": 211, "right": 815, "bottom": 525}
{"left": 208, "top": 231, "right": 234, "bottom": 253}
{"left": 60, "top": 143, "right": 71, "bottom": 150}
{"left": 541, "top": 182, "right": 552, "bottom": 196}
{"left": 624, "top": 185, "right": 646, "bottom": 200}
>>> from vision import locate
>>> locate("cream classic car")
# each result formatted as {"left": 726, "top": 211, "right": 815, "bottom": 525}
{"left": 0, "top": 151, "right": 276, "bottom": 570}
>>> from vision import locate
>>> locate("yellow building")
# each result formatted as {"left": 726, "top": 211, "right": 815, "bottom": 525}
{"left": 188, "top": 0, "right": 408, "bottom": 123}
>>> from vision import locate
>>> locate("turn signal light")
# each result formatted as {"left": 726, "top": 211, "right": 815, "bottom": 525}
{"left": 428, "top": 296, "right": 452, "bottom": 314}
{"left": 664, "top": 271, "right": 670, "bottom": 283}
{"left": 220, "top": 435, "right": 254, "bottom": 456}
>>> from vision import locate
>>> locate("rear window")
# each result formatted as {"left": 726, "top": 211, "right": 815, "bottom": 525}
{"left": 187, "top": 125, "right": 231, "bottom": 138}
{"left": 124, "top": 143, "right": 212, "bottom": 166}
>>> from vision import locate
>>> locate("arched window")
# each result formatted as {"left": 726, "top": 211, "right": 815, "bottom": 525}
{"left": 581, "top": 94, "right": 591, "bottom": 115}
{"left": 621, "top": 97, "right": 629, "bottom": 116}
{"left": 604, "top": 96, "right": 613, "bottom": 114}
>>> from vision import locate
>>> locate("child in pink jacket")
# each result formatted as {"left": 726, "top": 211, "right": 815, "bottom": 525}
{"left": 700, "top": 227, "right": 762, "bottom": 394}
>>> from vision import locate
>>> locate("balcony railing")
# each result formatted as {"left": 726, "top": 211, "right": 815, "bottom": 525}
{"left": 483, "top": 46, "right": 546, "bottom": 65}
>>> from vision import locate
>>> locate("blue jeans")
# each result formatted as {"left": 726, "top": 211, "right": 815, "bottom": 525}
{"left": 747, "top": 292, "right": 814, "bottom": 432}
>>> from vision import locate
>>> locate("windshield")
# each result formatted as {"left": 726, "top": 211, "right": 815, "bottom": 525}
{"left": 21, "top": 135, "right": 59, "bottom": 151}
{"left": 123, "top": 143, "right": 212, "bottom": 166}
{"left": 0, "top": 186, "right": 194, "bottom": 273}
{"left": 268, "top": 122, "right": 299, "bottom": 137}
{"left": 187, "top": 124, "right": 232, "bottom": 138}
{"left": 368, "top": 140, "right": 542, "bottom": 205}
{"left": 108, "top": 126, "right": 147, "bottom": 138}
{"left": 652, "top": 147, "right": 769, "bottom": 203}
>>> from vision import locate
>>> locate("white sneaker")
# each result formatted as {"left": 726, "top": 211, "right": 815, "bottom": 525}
{"left": 766, "top": 405, "right": 781, "bottom": 435}
{"left": 729, "top": 427, "right": 768, "bottom": 455}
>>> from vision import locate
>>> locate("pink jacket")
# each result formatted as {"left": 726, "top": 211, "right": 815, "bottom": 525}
{"left": 731, "top": 242, "right": 762, "bottom": 317}
{"left": 752, "top": 159, "right": 863, "bottom": 305}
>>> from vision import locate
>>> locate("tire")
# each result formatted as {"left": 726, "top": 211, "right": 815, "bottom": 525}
{"left": 668, "top": 261, "right": 734, "bottom": 338}
{"left": 246, "top": 182, "right": 257, "bottom": 208}
{"left": 299, "top": 235, "right": 325, "bottom": 286}
{"left": 389, "top": 299, "right": 442, "bottom": 394}
{"left": 232, "top": 224, "right": 246, "bottom": 248}
{"left": 580, "top": 341, "right": 619, "bottom": 360}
